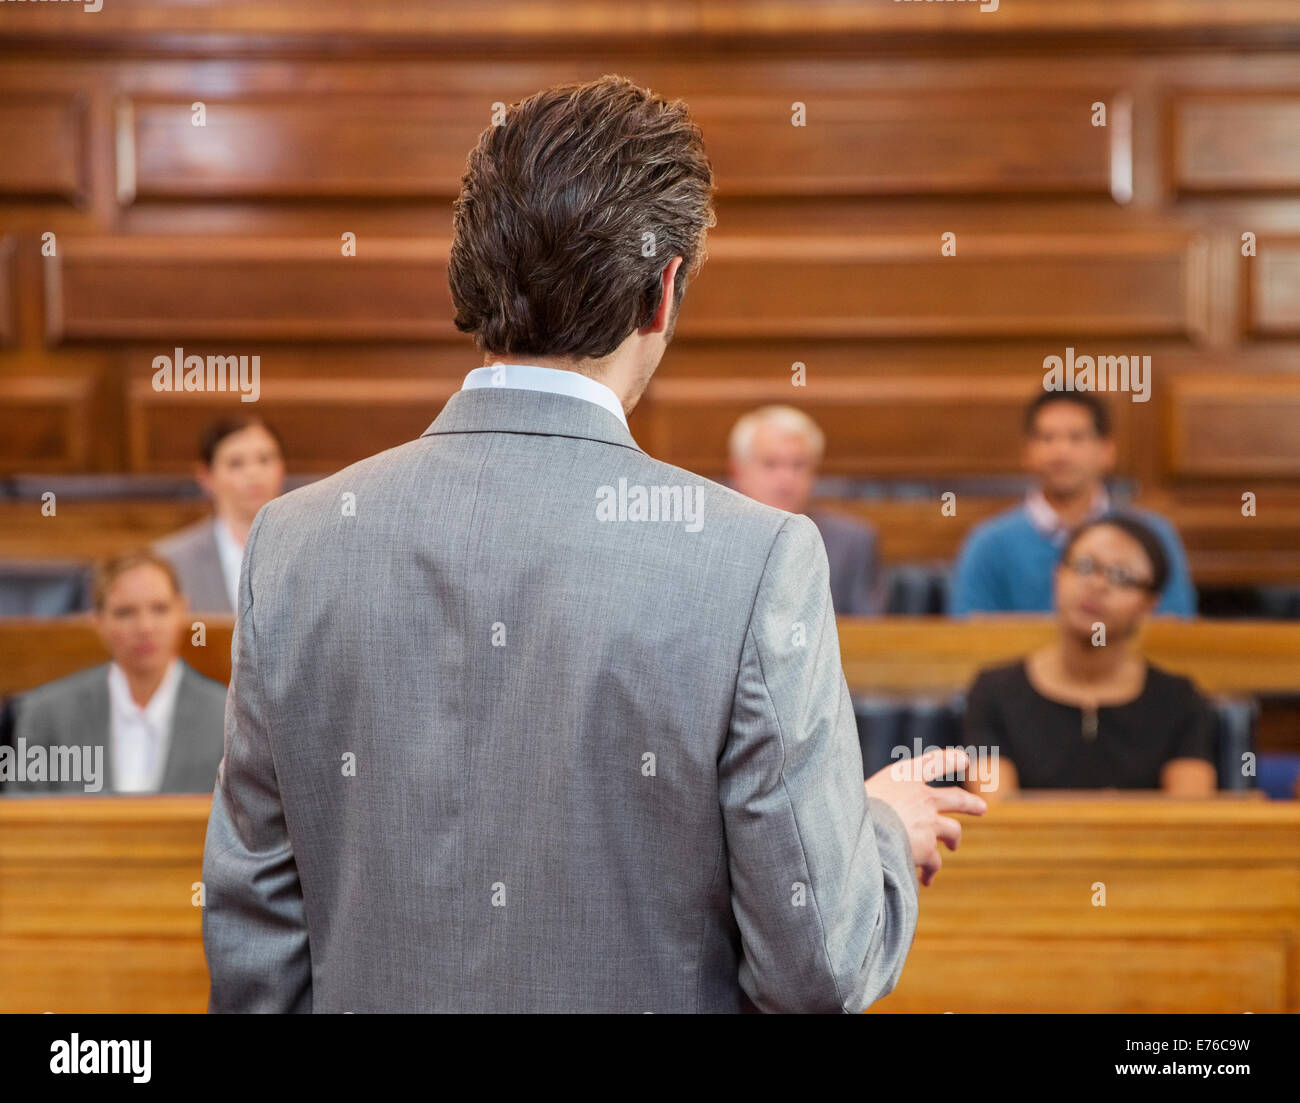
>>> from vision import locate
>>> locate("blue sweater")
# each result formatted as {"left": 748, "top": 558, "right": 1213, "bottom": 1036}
{"left": 951, "top": 505, "right": 1197, "bottom": 616}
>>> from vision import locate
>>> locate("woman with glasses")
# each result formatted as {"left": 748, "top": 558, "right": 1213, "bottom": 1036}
{"left": 962, "top": 513, "right": 1218, "bottom": 798}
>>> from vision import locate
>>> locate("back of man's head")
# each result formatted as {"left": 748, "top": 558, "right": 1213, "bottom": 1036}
{"left": 448, "top": 74, "right": 716, "bottom": 362}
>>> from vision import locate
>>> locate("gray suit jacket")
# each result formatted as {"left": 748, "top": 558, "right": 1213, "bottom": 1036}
{"left": 202, "top": 386, "right": 918, "bottom": 1013}
{"left": 6, "top": 660, "right": 227, "bottom": 794}
{"left": 809, "top": 509, "right": 881, "bottom": 616}
{"left": 155, "top": 518, "right": 233, "bottom": 614}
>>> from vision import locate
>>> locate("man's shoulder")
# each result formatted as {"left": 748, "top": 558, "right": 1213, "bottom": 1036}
{"left": 251, "top": 438, "right": 426, "bottom": 528}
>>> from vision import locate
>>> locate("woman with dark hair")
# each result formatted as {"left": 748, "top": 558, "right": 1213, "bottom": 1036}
{"left": 963, "top": 513, "right": 1218, "bottom": 798}
{"left": 153, "top": 416, "right": 285, "bottom": 613}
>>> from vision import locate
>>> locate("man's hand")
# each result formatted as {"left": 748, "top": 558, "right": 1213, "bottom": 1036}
{"left": 865, "top": 749, "right": 988, "bottom": 887}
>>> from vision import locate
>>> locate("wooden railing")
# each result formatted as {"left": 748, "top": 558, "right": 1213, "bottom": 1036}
{"left": 1, "top": 795, "right": 1296, "bottom": 1012}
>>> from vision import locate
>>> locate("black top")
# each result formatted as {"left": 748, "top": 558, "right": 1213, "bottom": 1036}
{"left": 963, "top": 660, "right": 1217, "bottom": 790}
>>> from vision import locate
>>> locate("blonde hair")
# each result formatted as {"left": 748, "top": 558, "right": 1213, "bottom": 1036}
{"left": 92, "top": 550, "right": 183, "bottom": 611}
{"left": 728, "top": 405, "right": 825, "bottom": 463}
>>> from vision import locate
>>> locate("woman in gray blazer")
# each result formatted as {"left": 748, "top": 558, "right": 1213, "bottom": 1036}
{"left": 153, "top": 416, "right": 285, "bottom": 614}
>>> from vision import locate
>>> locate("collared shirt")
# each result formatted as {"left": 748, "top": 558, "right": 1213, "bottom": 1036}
{"left": 107, "top": 657, "right": 183, "bottom": 793}
{"left": 213, "top": 517, "right": 244, "bottom": 610}
{"left": 1023, "top": 486, "right": 1111, "bottom": 546}
{"left": 460, "top": 362, "right": 629, "bottom": 430}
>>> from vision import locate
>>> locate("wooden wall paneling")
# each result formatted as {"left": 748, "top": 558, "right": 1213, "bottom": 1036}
{"left": 2, "top": 0, "right": 1300, "bottom": 47}
{"left": 0, "top": 233, "right": 13, "bottom": 345}
{"left": 0, "top": 375, "right": 95, "bottom": 472}
{"left": 0, "top": 93, "right": 87, "bottom": 204}
{"left": 126, "top": 372, "right": 459, "bottom": 473}
{"left": 118, "top": 95, "right": 494, "bottom": 203}
{"left": 46, "top": 237, "right": 456, "bottom": 342}
{"left": 1163, "top": 371, "right": 1300, "bottom": 479}
{"left": 692, "top": 90, "right": 1121, "bottom": 199}
{"left": 679, "top": 232, "right": 1211, "bottom": 341}
{"left": 1245, "top": 235, "right": 1300, "bottom": 337}
{"left": 1171, "top": 91, "right": 1300, "bottom": 196}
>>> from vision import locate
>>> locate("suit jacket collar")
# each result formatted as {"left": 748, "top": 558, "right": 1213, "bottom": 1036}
{"left": 420, "top": 386, "right": 644, "bottom": 457}
{"left": 158, "top": 662, "right": 205, "bottom": 792}
{"left": 77, "top": 666, "right": 112, "bottom": 792}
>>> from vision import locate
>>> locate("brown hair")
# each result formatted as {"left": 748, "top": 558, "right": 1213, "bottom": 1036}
{"left": 93, "top": 550, "right": 183, "bottom": 611}
{"left": 1024, "top": 390, "right": 1112, "bottom": 438}
{"left": 448, "top": 74, "right": 716, "bottom": 361}
{"left": 200, "top": 415, "right": 284, "bottom": 467}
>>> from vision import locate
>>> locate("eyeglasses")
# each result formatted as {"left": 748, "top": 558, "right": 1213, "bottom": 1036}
{"left": 1063, "top": 555, "right": 1155, "bottom": 591}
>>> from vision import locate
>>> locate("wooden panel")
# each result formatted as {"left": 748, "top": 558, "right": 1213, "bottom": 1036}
{"left": 0, "top": 234, "right": 13, "bottom": 345}
{"left": 126, "top": 375, "right": 456, "bottom": 473}
{"left": 1, "top": 796, "right": 1296, "bottom": 1013}
{"left": 822, "top": 496, "right": 1300, "bottom": 585}
{"left": 836, "top": 616, "right": 1300, "bottom": 695}
{"left": 120, "top": 96, "right": 491, "bottom": 202}
{"left": 640, "top": 376, "right": 1124, "bottom": 478}
{"left": 4, "top": 616, "right": 1299, "bottom": 700}
{"left": 2, "top": 492, "right": 1295, "bottom": 587}
{"left": 675, "top": 91, "right": 1121, "bottom": 198}
{"left": 0, "top": 94, "right": 86, "bottom": 202}
{"left": 869, "top": 799, "right": 1300, "bottom": 1013}
{"left": 1, "top": 0, "right": 1297, "bottom": 45}
{"left": 1245, "top": 237, "right": 1300, "bottom": 337}
{"left": 120, "top": 91, "right": 1122, "bottom": 202}
{"left": 0, "top": 376, "right": 96, "bottom": 472}
{"left": 1165, "top": 373, "right": 1300, "bottom": 477}
{"left": 46, "top": 238, "right": 456, "bottom": 342}
{"left": 0, "top": 798, "right": 208, "bottom": 1013}
{"left": 0, "top": 618, "right": 234, "bottom": 698}
{"left": 45, "top": 233, "right": 1207, "bottom": 344}
{"left": 679, "top": 233, "right": 1208, "bottom": 340}
{"left": 879, "top": 938, "right": 1286, "bottom": 1012}
{"left": 1172, "top": 92, "right": 1300, "bottom": 194}
{"left": 0, "top": 501, "right": 210, "bottom": 561}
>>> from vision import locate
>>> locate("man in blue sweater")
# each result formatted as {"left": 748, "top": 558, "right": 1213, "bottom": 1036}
{"left": 951, "top": 391, "right": 1196, "bottom": 616}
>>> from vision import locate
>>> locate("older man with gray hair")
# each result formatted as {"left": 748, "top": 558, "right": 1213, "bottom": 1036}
{"left": 729, "top": 405, "right": 881, "bottom": 615}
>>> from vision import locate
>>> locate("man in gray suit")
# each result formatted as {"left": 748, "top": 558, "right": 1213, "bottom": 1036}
{"left": 203, "top": 75, "right": 984, "bottom": 1013}
{"left": 729, "top": 405, "right": 882, "bottom": 615}
{"left": 5, "top": 551, "right": 227, "bottom": 795}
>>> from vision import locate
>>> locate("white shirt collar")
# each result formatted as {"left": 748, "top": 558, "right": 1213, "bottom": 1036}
{"left": 106, "top": 658, "right": 184, "bottom": 792}
{"left": 212, "top": 517, "right": 243, "bottom": 609}
{"left": 460, "top": 362, "right": 629, "bottom": 430}
{"left": 1024, "top": 485, "right": 1111, "bottom": 543}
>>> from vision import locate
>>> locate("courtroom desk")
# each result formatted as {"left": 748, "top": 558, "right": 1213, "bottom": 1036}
{"left": 836, "top": 616, "right": 1300, "bottom": 696}
{"left": 0, "top": 501, "right": 210, "bottom": 562}
{"left": 0, "top": 617, "right": 235, "bottom": 697}
{"left": 870, "top": 795, "right": 1300, "bottom": 1014}
{"left": 0, "top": 795, "right": 211, "bottom": 1013}
{"left": 2, "top": 795, "right": 1297, "bottom": 1014}
{"left": 5, "top": 616, "right": 1300, "bottom": 702}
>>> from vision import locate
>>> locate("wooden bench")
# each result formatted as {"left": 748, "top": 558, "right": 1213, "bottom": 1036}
{"left": 3, "top": 495, "right": 1299, "bottom": 584}
{"left": 4, "top": 615, "right": 1298, "bottom": 699}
